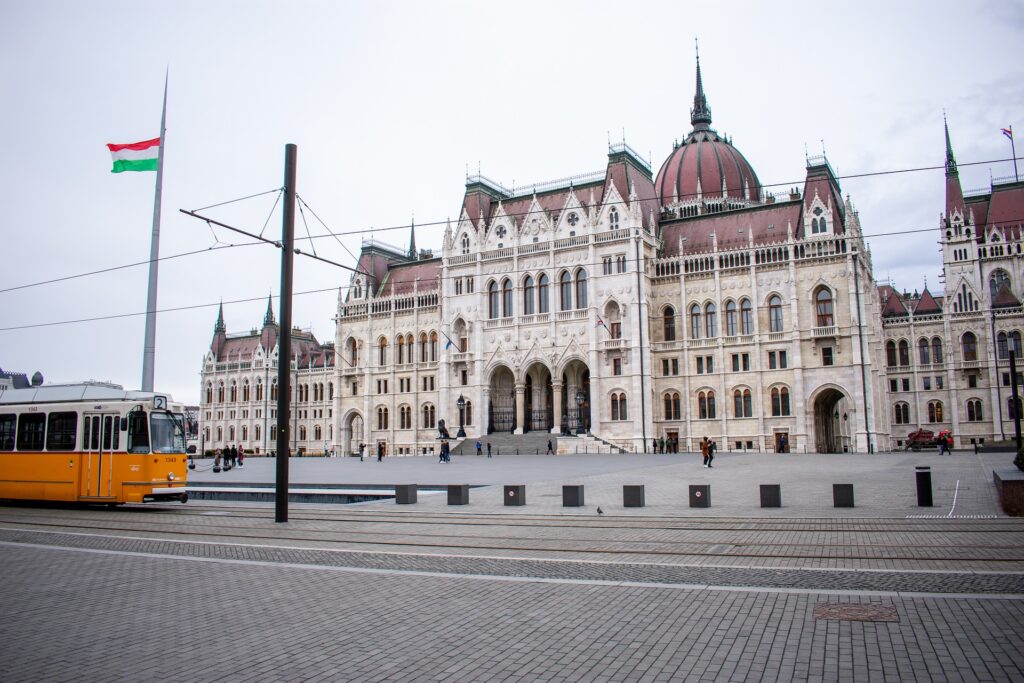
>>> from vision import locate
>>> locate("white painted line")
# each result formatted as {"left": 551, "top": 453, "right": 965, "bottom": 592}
{"left": 948, "top": 479, "right": 961, "bottom": 517}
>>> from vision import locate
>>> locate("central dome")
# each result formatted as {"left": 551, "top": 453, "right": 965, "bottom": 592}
{"left": 654, "top": 56, "right": 762, "bottom": 208}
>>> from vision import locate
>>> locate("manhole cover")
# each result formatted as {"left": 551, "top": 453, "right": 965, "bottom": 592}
{"left": 814, "top": 603, "right": 898, "bottom": 623}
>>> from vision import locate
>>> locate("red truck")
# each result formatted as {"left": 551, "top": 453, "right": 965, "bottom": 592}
{"left": 905, "top": 429, "right": 952, "bottom": 451}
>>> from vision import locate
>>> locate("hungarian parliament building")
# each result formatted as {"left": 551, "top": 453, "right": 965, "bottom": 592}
{"left": 199, "top": 58, "right": 1024, "bottom": 456}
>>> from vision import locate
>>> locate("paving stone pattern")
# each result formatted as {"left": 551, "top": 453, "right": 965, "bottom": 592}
{"left": 2, "top": 544, "right": 1023, "bottom": 682}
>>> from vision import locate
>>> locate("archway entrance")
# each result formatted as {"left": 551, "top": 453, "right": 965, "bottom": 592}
{"left": 813, "top": 387, "right": 847, "bottom": 453}
{"left": 560, "top": 360, "right": 591, "bottom": 434}
{"left": 488, "top": 365, "right": 515, "bottom": 433}
{"left": 342, "top": 411, "right": 363, "bottom": 456}
{"left": 524, "top": 363, "right": 553, "bottom": 432}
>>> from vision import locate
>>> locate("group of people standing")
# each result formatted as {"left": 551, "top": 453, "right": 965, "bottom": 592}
{"left": 700, "top": 437, "right": 716, "bottom": 467}
{"left": 652, "top": 436, "right": 680, "bottom": 453}
{"left": 215, "top": 444, "right": 244, "bottom": 469}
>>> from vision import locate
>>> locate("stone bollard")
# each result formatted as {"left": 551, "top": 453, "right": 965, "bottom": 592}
{"left": 395, "top": 484, "right": 418, "bottom": 504}
{"left": 448, "top": 484, "right": 469, "bottom": 506}
{"left": 689, "top": 484, "right": 710, "bottom": 508}
{"left": 760, "top": 484, "right": 782, "bottom": 508}
{"left": 623, "top": 485, "right": 645, "bottom": 508}
{"left": 915, "top": 467, "right": 933, "bottom": 507}
{"left": 833, "top": 484, "right": 854, "bottom": 508}
{"left": 504, "top": 484, "right": 526, "bottom": 506}
{"left": 563, "top": 485, "right": 584, "bottom": 507}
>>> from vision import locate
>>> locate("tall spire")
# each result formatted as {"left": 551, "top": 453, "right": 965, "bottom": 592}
{"left": 214, "top": 300, "right": 225, "bottom": 334}
{"left": 408, "top": 215, "right": 417, "bottom": 259}
{"left": 263, "top": 293, "right": 275, "bottom": 327}
{"left": 944, "top": 112, "right": 957, "bottom": 176}
{"left": 690, "top": 40, "right": 712, "bottom": 130}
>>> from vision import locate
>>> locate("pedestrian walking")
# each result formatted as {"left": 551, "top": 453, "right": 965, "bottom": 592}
{"left": 377, "top": 442, "right": 383, "bottom": 462}
{"left": 487, "top": 442, "right": 492, "bottom": 458}
{"left": 547, "top": 439, "right": 554, "bottom": 455}
{"left": 707, "top": 440, "right": 716, "bottom": 467}
{"left": 237, "top": 447, "right": 244, "bottom": 468}
{"left": 359, "top": 442, "right": 365, "bottom": 461}
{"left": 476, "top": 440, "right": 482, "bottom": 456}
{"left": 701, "top": 437, "right": 709, "bottom": 467}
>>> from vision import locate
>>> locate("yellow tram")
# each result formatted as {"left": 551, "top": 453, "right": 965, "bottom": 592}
{"left": 0, "top": 382, "right": 189, "bottom": 504}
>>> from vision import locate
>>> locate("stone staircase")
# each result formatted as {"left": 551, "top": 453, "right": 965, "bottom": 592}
{"left": 558, "top": 434, "right": 627, "bottom": 454}
{"left": 451, "top": 432, "right": 557, "bottom": 456}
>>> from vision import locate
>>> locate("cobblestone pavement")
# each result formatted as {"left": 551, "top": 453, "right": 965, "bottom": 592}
{"left": 2, "top": 451, "right": 1023, "bottom": 681}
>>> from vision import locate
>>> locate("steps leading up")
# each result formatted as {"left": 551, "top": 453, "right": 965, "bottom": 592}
{"left": 452, "top": 432, "right": 556, "bottom": 456}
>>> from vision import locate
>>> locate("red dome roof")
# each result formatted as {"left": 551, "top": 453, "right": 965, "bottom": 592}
{"left": 655, "top": 54, "right": 762, "bottom": 207}
{"left": 655, "top": 130, "right": 762, "bottom": 206}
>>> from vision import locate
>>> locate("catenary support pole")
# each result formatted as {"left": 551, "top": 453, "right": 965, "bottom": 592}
{"left": 275, "top": 144, "right": 297, "bottom": 523}
{"left": 1011, "top": 351, "right": 1021, "bottom": 453}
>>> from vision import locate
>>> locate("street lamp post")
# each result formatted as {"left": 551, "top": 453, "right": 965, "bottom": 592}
{"left": 575, "top": 389, "right": 585, "bottom": 435}
{"left": 456, "top": 394, "right": 466, "bottom": 438}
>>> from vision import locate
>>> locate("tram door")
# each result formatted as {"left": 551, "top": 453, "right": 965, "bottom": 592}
{"left": 83, "top": 413, "right": 118, "bottom": 497}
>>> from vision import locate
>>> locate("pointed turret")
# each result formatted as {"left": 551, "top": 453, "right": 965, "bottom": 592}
{"left": 408, "top": 217, "right": 417, "bottom": 259}
{"left": 263, "top": 294, "right": 275, "bottom": 327}
{"left": 690, "top": 45, "right": 713, "bottom": 131}
{"left": 944, "top": 115, "right": 966, "bottom": 222}
{"left": 211, "top": 300, "right": 227, "bottom": 359}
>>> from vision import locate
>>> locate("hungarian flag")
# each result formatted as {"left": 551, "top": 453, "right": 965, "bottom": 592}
{"left": 1003, "top": 126, "right": 1013, "bottom": 140}
{"left": 106, "top": 137, "right": 160, "bottom": 173}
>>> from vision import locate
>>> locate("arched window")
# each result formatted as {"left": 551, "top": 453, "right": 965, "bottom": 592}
{"left": 928, "top": 401, "right": 944, "bottom": 423}
{"left": 420, "top": 332, "right": 428, "bottom": 362}
{"left": 705, "top": 303, "right": 717, "bottom": 338}
{"left": 378, "top": 338, "right": 388, "bottom": 366}
{"left": 608, "top": 207, "right": 619, "bottom": 229}
{"left": 886, "top": 341, "right": 897, "bottom": 367}
{"left": 575, "top": 270, "right": 588, "bottom": 309}
{"left": 769, "top": 295, "right": 783, "bottom": 332}
{"left": 966, "top": 399, "right": 983, "bottom": 422}
{"left": 217, "top": 426, "right": 223, "bottom": 441}
{"left": 725, "top": 300, "right": 737, "bottom": 336}
{"left": 932, "top": 337, "right": 943, "bottom": 365}
{"left": 560, "top": 271, "right": 573, "bottom": 310}
{"left": 740, "top": 299, "right": 753, "bottom": 335}
{"left": 255, "top": 380, "right": 263, "bottom": 401}
{"left": 690, "top": 304, "right": 701, "bottom": 339}
{"left": 618, "top": 393, "right": 628, "bottom": 420}
{"left": 523, "top": 276, "right": 535, "bottom": 315}
{"left": 998, "top": 331, "right": 1009, "bottom": 359}
{"left": 663, "top": 306, "right": 676, "bottom": 342}
{"left": 314, "top": 425, "right": 321, "bottom": 441}
{"left": 430, "top": 332, "right": 438, "bottom": 361}
{"left": 502, "top": 278, "right": 513, "bottom": 317}
{"left": 422, "top": 404, "right": 436, "bottom": 429}
{"left": 488, "top": 280, "right": 499, "bottom": 319}
{"left": 733, "top": 389, "right": 752, "bottom": 417}
{"left": 898, "top": 340, "right": 910, "bottom": 366}
{"left": 990, "top": 269, "right": 1011, "bottom": 300}
{"left": 918, "top": 338, "right": 931, "bottom": 365}
{"left": 1012, "top": 331, "right": 1023, "bottom": 359}
{"left": 612, "top": 394, "right": 620, "bottom": 421}
{"left": 328, "top": 382, "right": 334, "bottom": 400}
{"left": 698, "top": 390, "right": 716, "bottom": 419}
{"left": 271, "top": 381, "right": 278, "bottom": 400}
{"left": 815, "top": 288, "right": 834, "bottom": 327}
{"left": 538, "top": 274, "right": 550, "bottom": 313}
{"left": 205, "top": 384, "right": 213, "bottom": 404}
{"left": 397, "top": 335, "right": 405, "bottom": 364}
{"left": 377, "top": 406, "right": 389, "bottom": 430}
{"left": 894, "top": 402, "right": 910, "bottom": 425}
{"left": 962, "top": 331, "right": 978, "bottom": 362}
{"left": 230, "top": 382, "right": 237, "bottom": 402}
{"left": 217, "top": 383, "right": 225, "bottom": 403}
{"left": 663, "top": 392, "right": 680, "bottom": 420}
{"left": 465, "top": 401, "right": 473, "bottom": 426}
{"left": 771, "top": 387, "right": 791, "bottom": 416}
{"left": 228, "top": 426, "right": 235, "bottom": 441}
{"left": 348, "top": 337, "right": 359, "bottom": 366}
{"left": 461, "top": 234, "right": 470, "bottom": 254}
{"left": 298, "top": 426, "right": 305, "bottom": 441}
{"left": 270, "top": 425, "right": 276, "bottom": 441}
{"left": 399, "top": 405, "right": 411, "bottom": 429}
{"left": 254, "top": 425, "right": 260, "bottom": 441}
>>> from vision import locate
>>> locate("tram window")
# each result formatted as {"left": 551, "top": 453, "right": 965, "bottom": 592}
{"left": 87, "top": 416, "right": 100, "bottom": 450}
{"left": 103, "top": 416, "right": 113, "bottom": 450}
{"left": 16, "top": 413, "right": 46, "bottom": 451}
{"left": 0, "top": 414, "right": 15, "bottom": 451}
{"left": 46, "top": 412, "right": 77, "bottom": 451}
{"left": 111, "top": 417, "right": 120, "bottom": 450}
{"left": 127, "top": 411, "right": 150, "bottom": 453}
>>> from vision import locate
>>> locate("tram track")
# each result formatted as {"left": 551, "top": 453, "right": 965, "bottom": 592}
{"left": 2, "top": 504, "right": 1024, "bottom": 567}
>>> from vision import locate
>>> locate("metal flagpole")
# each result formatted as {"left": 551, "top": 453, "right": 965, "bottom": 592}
{"left": 141, "top": 71, "right": 168, "bottom": 392}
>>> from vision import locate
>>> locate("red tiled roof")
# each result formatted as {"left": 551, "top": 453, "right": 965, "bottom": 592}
{"left": 914, "top": 288, "right": 942, "bottom": 315}
{"left": 655, "top": 131, "right": 761, "bottom": 206}
{"left": 660, "top": 202, "right": 798, "bottom": 255}
{"left": 378, "top": 259, "right": 442, "bottom": 296}
{"left": 993, "top": 283, "right": 1022, "bottom": 309}
{"left": 881, "top": 290, "right": 909, "bottom": 317}
{"left": 987, "top": 183, "right": 1024, "bottom": 237}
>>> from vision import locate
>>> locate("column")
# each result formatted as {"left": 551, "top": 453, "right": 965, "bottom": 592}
{"left": 552, "top": 381, "right": 563, "bottom": 434}
{"left": 514, "top": 383, "right": 526, "bottom": 435}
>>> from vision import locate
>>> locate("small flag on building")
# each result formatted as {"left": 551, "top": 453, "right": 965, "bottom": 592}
{"left": 1002, "top": 126, "right": 1014, "bottom": 140}
{"left": 441, "top": 329, "right": 456, "bottom": 350}
{"left": 596, "top": 318, "right": 610, "bottom": 334}
{"left": 106, "top": 137, "right": 160, "bottom": 173}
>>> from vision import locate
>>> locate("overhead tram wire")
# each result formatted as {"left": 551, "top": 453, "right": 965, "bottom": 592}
{"left": 2, "top": 154, "right": 1020, "bottom": 297}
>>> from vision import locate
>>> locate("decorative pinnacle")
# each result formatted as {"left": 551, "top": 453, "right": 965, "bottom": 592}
{"left": 214, "top": 300, "right": 226, "bottom": 333}
{"left": 263, "top": 293, "right": 275, "bottom": 327}
{"left": 690, "top": 41, "right": 713, "bottom": 130}
{"left": 944, "top": 112, "right": 957, "bottom": 175}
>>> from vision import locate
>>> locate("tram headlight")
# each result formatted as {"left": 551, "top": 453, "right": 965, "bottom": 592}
{"left": 168, "top": 472, "right": 176, "bottom": 481}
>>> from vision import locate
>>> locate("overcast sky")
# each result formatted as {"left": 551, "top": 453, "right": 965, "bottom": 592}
{"left": 2, "top": 0, "right": 1022, "bottom": 404}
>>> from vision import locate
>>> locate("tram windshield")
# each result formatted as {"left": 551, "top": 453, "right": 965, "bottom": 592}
{"left": 151, "top": 412, "right": 186, "bottom": 454}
